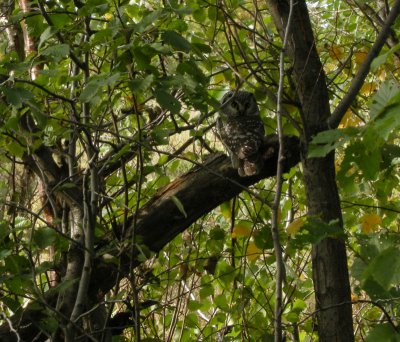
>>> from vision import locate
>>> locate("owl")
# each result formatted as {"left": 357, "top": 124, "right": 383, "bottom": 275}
{"left": 216, "top": 90, "right": 265, "bottom": 177}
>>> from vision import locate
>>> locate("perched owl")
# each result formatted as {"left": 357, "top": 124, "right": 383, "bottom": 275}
{"left": 217, "top": 90, "right": 265, "bottom": 177}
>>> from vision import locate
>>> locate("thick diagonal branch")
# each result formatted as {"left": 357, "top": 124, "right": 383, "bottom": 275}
{"left": 0, "top": 135, "right": 301, "bottom": 342}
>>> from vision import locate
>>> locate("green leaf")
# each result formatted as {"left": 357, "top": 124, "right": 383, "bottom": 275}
{"left": 352, "top": 142, "right": 381, "bottom": 180}
{"left": 51, "top": 278, "right": 79, "bottom": 294}
{"left": 381, "top": 144, "right": 400, "bottom": 169}
{"left": 79, "top": 73, "right": 120, "bottom": 102}
{"left": 134, "top": 9, "right": 164, "bottom": 33}
{"left": 78, "top": 0, "right": 109, "bottom": 16}
{"left": 79, "top": 82, "right": 101, "bottom": 102}
{"left": 5, "top": 255, "right": 30, "bottom": 274}
{"left": 369, "top": 81, "right": 400, "bottom": 119}
{"left": 2, "top": 87, "right": 34, "bottom": 108}
{"left": 7, "top": 140, "right": 26, "bottom": 157}
{"left": 254, "top": 226, "right": 273, "bottom": 249}
{"left": 371, "top": 43, "right": 400, "bottom": 71}
{"left": 41, "top": 44, "right": 70, "bottom": 61}
{"left": 308, "top": 128, "right": 356, "bottom": 158}
{"left": 171, "top": 195, "right": 187, "bottom": 218}
{"left": 30, "top": 103, "right": 48, "bottom": 129}
{"left": 363, "top": 247, "right": 400, "bottom": 291}
{"left": 0, "top": 221, "right": 10, "bottom": 242}
{"left": 3, "top": 115, "right": 20, "bottom": 130}
{"left": 365, "top": 324, "right": 400, "bottom": 342}
{"left": 368, "top": 104, "right": 400, "bottom": 141}
{"left": 1, "top": 296, "right": 21, "bottom": 312}
{"left": 177, "top": 60, "right": 206, "bottom": 84}
{"left": 209, "top": 227, "right": 225, "bottom": 240}
{"left": 154, "top": 90, "right": 181, "bottom": 114}
{"left": 129, "top": 74, "right": 154, "bottom": 92}
{"left": 49, "top": 13, "right": 72, "bottom": 29}
{"left": 33, "top": 227, "right": 57, "bottom": 249}
{"left": 38, "top": 27, "right": 57, "bottom": 49}
{"left": 199, "top": 284, "right": 214, "bottom": 299}
{"left": 187, "top": 300, "right": 202, "bottom": 311}
{"left": 286, "top": 311, "right": 299, "bottom": 323}
{"left": 214, "top": 294, "right": 230, "bottom": 311}
{"left": 91, "top": 28, "right": 117, "bottom": 44}
{"left": 292, "top": 299, "right": 307, "bottom": 313}
{"left": 162, "top": 30, "right": 191, "bottom": 53}
{"left": 192, "top": 42, "right": 212, "bottom": 54}
{"left": 167, "top": 19, "right": 188, "bottom": 32}
{"left": 25, "top": 14, "right": 45, "bottom": 38}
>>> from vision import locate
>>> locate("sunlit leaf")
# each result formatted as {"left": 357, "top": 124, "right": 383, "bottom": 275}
{"left": 287, "top": 218, "right": 305, "bottom": 236}
{"left": 354, "top": 50, "right": 367, "bottom": 65}
{"left": 328, "top": 45, "right": 345, "bottom": 60}
{"left": 232, "top": 222, "right": 251, "bottom": 238}
{"left": 360, "top": 213, "right": 382, "bottom": 234}
{"left": 220, "top": 201, "right": 231, "bottom": 220}
{"left": 338, "top": 109, "right": 362, "bottom": 128}
{"left": 360, "top": 82, "right": 377, "bottom": 96}
{"left": 246, "top": 242, "right": 262, "bottom": 262}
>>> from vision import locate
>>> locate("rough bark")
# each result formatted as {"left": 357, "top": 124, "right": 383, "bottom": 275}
{"left": 266, "top": 1, "right": 354, "bottom": 341}
{"left": 0, "top": 135, "right": 301, "bottom": 341}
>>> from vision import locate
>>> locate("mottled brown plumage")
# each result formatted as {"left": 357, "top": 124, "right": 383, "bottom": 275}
{"left": 217, "top": 91, "right": 265, "bottom": 177}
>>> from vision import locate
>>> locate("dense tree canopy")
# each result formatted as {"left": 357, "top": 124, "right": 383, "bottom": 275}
{"left": 1, "top": 0, "right": 400, "bottom": 341}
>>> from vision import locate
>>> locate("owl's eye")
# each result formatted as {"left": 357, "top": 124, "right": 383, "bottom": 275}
{"left": 231, "top": 100, "right": 240, "bottom": 111}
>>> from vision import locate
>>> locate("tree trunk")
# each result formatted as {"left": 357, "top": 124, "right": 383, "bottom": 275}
{"left": 266, "top": 1, "right": 354, "bottom": 340}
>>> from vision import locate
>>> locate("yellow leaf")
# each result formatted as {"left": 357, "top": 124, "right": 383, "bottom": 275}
{"left": 354, "top": 51, "right": 367, "bottom": 65}
{"left": 378, "top": 68, "right": 387, "bottom": 82}
{"left": 360, "top": 213, "right": 382, "bottom": 234}
{"left": 220, "top": 201, "right": 231, "bottom": 220}
{"left": 360, "top": 82, "right": 377, "bottom": 96}
{"left": 338, "top": 109, "right": 362, "bottom": 128}
{"left": 232, "top": 222, "right": 251, "bottom": 237}
{"left": 212, "top": 72, "right": 225, "bottom": 86}
{"left": 287, "top": 218, "right": 305, "bottom": 236}
{"left": 324, "top": 62, "right": 337, "bottom": 73}
{"left": 335, "top": 154, "right": 343, "bottom": 172}
{"left": 103, "top": 13, "right": 113, "bottom": 20}
{"left": 351, "top": 293, "right": 359, "bottom": 302}
{"left": 246, "top": 242, "right": 262, "bottom": 262}
{"left": 328, "top": 45, "right": 345, "bottom": 60}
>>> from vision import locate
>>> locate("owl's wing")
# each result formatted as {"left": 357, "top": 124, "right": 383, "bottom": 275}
{"left": 217, "top": 118, "right": 240, "bottom": 168}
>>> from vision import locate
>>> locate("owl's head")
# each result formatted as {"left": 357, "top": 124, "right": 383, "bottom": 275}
{"left": 220, "top": 90, "right": 259, "bottom": 117}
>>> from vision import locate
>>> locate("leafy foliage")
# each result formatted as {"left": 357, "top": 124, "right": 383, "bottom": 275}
{"left": 0, "top": 0, "right": 400, "bottom": 340}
